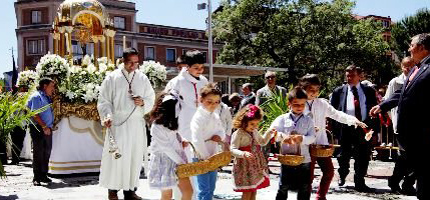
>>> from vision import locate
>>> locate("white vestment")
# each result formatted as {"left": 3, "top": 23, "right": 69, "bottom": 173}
{"left": 164, "top": 71, "right": 208, "bottom": 141}
{"left": 97, "top": 67, "right": 155, "bottom": 190}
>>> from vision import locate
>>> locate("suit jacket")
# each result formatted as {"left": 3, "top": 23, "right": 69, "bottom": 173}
{"left": 380, "top": 55, "right": 430, "bottom": 150}
{"left": 330, "top": 83, "right": 379, "bottom": 140}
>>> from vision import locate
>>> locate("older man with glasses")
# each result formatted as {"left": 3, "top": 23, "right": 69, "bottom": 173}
{"left": 255, "top": 71, "right": 287, "bottom": 106}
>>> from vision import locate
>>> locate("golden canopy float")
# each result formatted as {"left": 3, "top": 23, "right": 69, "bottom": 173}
{"left": 52, "top": 0, "right": 116, "bottom": 66}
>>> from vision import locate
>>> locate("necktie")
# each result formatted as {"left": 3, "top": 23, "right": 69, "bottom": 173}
{"left": 407, "top": 66, "right": 419, "bottom": 87}
{"left": 351, "top": 86, "right": 362, "bottom": 121}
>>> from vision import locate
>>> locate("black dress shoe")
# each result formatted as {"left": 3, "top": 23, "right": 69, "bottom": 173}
{"left": 40, "top": 176, "right": 52, "bottom": 183}
{"left": 338, "top": 178, "right": 346, "bottom": 186}
{"left": 355, "top": 185, "right": 374, "bottom": 192}
{"left": 388, "top": 180, "right": 401, "bottom": 193}
{"left": 401, "top": 186, "right": 416, "bottom": 196}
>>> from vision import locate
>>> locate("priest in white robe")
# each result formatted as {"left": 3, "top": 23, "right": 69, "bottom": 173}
{"left": 97, "top": 48, "right": 155, "bottom": 200}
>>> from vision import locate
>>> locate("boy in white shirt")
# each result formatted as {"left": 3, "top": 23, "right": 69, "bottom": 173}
{"left": 299, "top": 74, "right": 366, "bottom": 200}
{"left": 165, "top": 50, "right": 208, "bottom": 142}
{"left": 270, "top": 87, "right": 316, "bottom": 200}
{"left": 191, "top": 83, "right": 225, "bottom": 200}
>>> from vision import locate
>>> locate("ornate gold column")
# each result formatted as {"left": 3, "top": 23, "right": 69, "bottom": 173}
{"left": 65, "top": 26, "right": 74, "bottom": 64}
{"left": 100, "top": 36, "right": 106, "bottom": 59}
{"left": 92, "top": 36, "right": 99, "bottom": 68}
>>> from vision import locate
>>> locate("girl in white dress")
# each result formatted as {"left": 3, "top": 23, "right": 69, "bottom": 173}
{"left": 148, "top": 92, "right": 193, "bottom": 200}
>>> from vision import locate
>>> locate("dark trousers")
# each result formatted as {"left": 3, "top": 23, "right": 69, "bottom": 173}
{"left": 276, "top": 163, "right": 311, "bottom": 200}
{"left": 389, "top": 136, "right": 415, "bottom": 189}
{"left": 0, "top": 140, "right": 7, "bottom": 165}
{"left": 310, "top": 156, "right": 334, "bottom": 200}
{"left": 405, "top": 142, "right": 430, "bottom": 200}
{"left": 11, "top": 126, "right": 26, "bottom": 164}
{"left": 337, "top": 127, "right": 372, "bottom": 187}
{"left": 30, "top": 125, "right": 52, "bottom": 180}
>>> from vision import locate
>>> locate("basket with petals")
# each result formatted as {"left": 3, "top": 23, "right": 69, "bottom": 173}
{"left": 277, "top": 138, "right": 304, "bottom": 166}
{"left": 176, "top": 142, "right": 231, "bottom": 179}
{"left": 310, "top": 130, "right": 335, "bottom": 157}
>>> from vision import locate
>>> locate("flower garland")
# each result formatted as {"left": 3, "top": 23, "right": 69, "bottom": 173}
{"left": 58, "top": 57, "right": 115, "bottom": 103}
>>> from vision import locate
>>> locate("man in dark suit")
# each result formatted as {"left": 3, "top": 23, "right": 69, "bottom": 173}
{"left": 330, "top": 65, "right": 379, "bottom": 192}
{"left": 370, "top": 33, "right": 430, "bottom": 199}
{"left": 239, "top": 83, "right": 256, "bottom": 109}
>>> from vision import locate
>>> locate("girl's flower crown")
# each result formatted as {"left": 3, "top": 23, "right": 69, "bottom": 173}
{"left": 246, "top": 104, "right": 259, "bottom": 118}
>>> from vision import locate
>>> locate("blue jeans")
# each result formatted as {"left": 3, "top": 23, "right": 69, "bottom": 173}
{"left": 196, "top": 170, "right": 217, "bottom": 200}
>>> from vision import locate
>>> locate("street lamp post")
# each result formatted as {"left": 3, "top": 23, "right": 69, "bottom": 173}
{"left": 198, "top": 1, "right": 214, "bottom": 82}
{"left": 207, "top": 0, "right": 213, "bottom": 82}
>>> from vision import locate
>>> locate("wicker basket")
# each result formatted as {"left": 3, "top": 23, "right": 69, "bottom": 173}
{"left": 277, "top": 140, "right": 304, "bottom": 166}
{"left": 176, "top": 142, "right": 231, "bottom": 179}
{"left": 310, "top": 130, "right": 335, "bottom": 158}
{"left": 278, "top": 154, "right": 305, "bottom": 166}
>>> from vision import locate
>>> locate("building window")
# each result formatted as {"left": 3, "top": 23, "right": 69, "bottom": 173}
{"left": 145, "top": 46, "right": 155, "bottom": 60}
{"left": 27, "top": 39, "right": 44, "bottom": 55}
{"left": 201, "top": 51, "right": 207, "bottom": 63}
{"left": 382, "top": 20, "right": 390, "bottom": 28}
{"left": 115, "top": 44, "right": 123, "bottom": 58}
{"left": 31, "top": 10, "right": 42, "bottom": 24}
{"left": 114, "top": 17, "right": 125, "bottom": 29}
{"left": 166, "top": 48, "right": 176, "bottom": 62}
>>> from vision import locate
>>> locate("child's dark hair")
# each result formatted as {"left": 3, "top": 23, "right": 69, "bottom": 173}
{"left": 233, "top": 104, "right": 263, "bottom": 129}
{"left": 149, "top": 92, "right": 179, "bottom": 130}
{"left": 185, "top": 50, "right": 205, "bottom": 66}
{"left": 200, "top": 83, "right": 222, "bottom": 99}
{"left": 299, "top": 74, "right": 321, "bottom": 89}
{"left": 288, "top": 86, "right": 308, "bottom": 102}
{"left": 176, "top": 55, "right": 187, "bottom": 65}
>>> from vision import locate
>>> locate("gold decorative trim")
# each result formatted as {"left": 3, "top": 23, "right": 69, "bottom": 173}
{"left": 49, "top": 165, "right": 100, "bottom": 171}
{"left": 49, "top": 160, "right": 101, "bottom": 164}
{"left": 52, "top": 93, "right": 101, "bottom": 126}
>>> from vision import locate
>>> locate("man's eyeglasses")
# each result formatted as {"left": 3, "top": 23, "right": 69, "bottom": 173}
{"left": 265, "top": 76, "right": 276, "bottom": 80}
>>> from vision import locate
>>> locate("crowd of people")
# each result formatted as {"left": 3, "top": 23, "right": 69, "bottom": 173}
{"left": 2, "top": 33, "right": 430, "bottom": 200}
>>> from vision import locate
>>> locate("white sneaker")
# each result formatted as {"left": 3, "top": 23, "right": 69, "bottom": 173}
{"left": 387, "top": 143, "right": 393, "bottom": 147}
{"left": 380, "top": 143, "right": 386, "bottom": 147}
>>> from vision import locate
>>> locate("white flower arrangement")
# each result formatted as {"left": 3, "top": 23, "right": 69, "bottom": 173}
{"left": 58, "top": 57, "right": 114, "bottom": 103}
{"left": 16, "top": 70, "right": 38, "bottom": 88}
{"left": 36, "top": 53, "right": 70, "bottom": 80}
{"left": 139, "top": 61, "right": 167, "bottom": 89}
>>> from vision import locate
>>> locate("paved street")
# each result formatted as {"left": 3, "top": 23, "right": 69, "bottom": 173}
{"left": 0, "top": 158, "right": 417, "bottom": 200}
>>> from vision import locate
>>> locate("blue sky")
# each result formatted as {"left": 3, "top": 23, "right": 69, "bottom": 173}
{"left": 1, "top": 0, "right": 429, "bottom": 78}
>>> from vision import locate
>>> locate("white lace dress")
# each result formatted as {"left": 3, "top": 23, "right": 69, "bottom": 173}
{"left": 148, "top": 124, "right": 187, "bottom": 190}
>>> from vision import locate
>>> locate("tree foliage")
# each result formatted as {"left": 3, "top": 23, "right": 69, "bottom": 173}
{"left": 213, "top": 0, "right": 392, "bottom": 91}
{"left": 392, "top": 8, "right": 430, "bottom": 57}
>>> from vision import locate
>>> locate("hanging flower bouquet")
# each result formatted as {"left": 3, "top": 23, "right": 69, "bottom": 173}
{"left": 16, "top": 70, "right": 38, "bottom": 88}
{"left": 139, "top": 60, "right": 167, "bottom": 89}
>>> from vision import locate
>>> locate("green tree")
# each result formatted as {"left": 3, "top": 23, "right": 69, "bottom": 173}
{"left": 392, "top": 8, "right": 430, "bottom": 57}
{"left": 0, "top": 92, "right": 47, "bottom": 177}
{"left": 213, "top": 0, "right": 391, "bottom": 91}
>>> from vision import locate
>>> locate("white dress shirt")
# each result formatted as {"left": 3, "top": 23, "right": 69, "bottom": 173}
{"left": 269, "top": 112, "right": 316, "bottom": 163}
{"left": 346, "top": 84, "right": 367, "bottom": 121}
{"left": 304, "top": 98, "right": 358, "bottom": 145}
{"left": 191, "top": 106, "right": 226, "bottom": 159}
